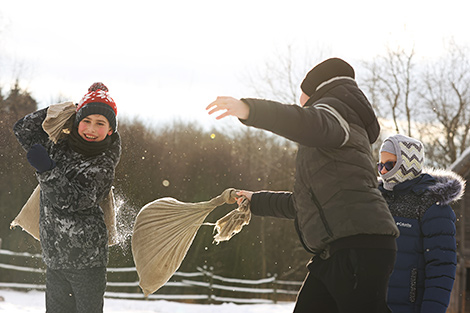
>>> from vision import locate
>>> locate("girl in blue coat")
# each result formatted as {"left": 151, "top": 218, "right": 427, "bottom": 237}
{"left": 378, "top": 134, "right": 464, "bottom": 313}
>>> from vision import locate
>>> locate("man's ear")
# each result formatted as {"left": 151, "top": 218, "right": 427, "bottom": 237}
{"left": 108, "top": 128, "right": 113, "bottom": 136}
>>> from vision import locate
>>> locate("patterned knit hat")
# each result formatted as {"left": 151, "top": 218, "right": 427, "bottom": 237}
{"left": 379, "top": 134, "right": 424, "bottom": 191}
{"left": 300, "top": 58, "right": 355, "bottom": 97}
{"left": 76, "top": 82, "right": 118, "bottom": 132}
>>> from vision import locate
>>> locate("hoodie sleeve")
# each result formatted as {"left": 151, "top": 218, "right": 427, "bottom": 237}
{"left": 420, "top": 203, "right": 457, "bottom": 313}
{"left": 240, "top": 98, "right": 347, "bottom": 148}
{"left": 13, "top": 108, "right": 50, "bottom": 151}
{"left": 250, "top": 191, "right": 296, "bottom": 219}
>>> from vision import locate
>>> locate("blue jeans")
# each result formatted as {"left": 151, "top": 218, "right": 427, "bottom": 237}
{"left": 293, "top": 248, "right": 396, "bottom": 313}
{"left": 46, "top": 267, "right": 106, "bottom": 313}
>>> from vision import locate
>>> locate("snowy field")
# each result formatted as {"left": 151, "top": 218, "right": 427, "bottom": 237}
{"left": 0, "top": 289, "right": 295, "bottom": 313}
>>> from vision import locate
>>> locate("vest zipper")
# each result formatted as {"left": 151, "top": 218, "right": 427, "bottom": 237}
{"left": 309, "top": 188, "right": 334, "bottom": 238}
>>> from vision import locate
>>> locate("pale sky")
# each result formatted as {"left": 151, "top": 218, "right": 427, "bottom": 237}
{"left": 1, "top": 0, "right": 469, "bottom": 126}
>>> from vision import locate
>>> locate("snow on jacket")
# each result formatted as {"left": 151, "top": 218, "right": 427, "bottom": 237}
{"left": 241, "top": 78, "right": 399, "bottom": 258}
{"left": 379, "top": 169, "right": 464, "bottom": 313}
{"left": 13, "top": 108, "right": 121, "bottom": 269}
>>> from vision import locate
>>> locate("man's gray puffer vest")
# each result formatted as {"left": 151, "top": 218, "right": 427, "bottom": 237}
{"left": 242, "top": 78, "right": 399, "bottom": 258}
{"left": 14, "top": 108, "right": 121, "bottom": 269}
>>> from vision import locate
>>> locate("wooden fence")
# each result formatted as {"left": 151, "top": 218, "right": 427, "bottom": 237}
{"left": 0, "top": 248, "right": 301, "bottom": 304}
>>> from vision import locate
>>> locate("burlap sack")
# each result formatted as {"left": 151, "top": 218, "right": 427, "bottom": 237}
{"left": 10, "top": 186, "right": 119, "bottom": 246}
{"left": 41, "top": 101, "right": 76, "bottom": 143}
{"left": 10, "top": 185, "right": 41, "bottom": 240}
{"left": 131, "top": 188, "right": 250, "bottom": 297}
{"left": 10, "top": 102, "right": 119, "bottom": 246}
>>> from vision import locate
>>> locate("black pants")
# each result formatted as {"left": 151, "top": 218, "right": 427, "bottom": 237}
{"left": 293, "top": 248, "right": 396, "bottom": 313}
{"left": 46, "top": 266, "right": 107, "bottom": 313}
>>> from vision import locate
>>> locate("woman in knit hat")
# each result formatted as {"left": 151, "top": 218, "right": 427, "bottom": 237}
{"left": 207, "top": 58, "right": 399, "bottom": 313}
{"left": 378, "top": 134, "right": 463, "bottom": 313}
{"left": 13, "top": 83, "right": 121, "bottom": 313}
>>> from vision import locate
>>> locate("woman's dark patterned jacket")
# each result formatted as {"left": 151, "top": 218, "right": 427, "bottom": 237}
{"left": 379, "top": 169, "right": 464, "bottom": 313}
{"left": 13, "top": 108, "right": 121, "bottom": 270}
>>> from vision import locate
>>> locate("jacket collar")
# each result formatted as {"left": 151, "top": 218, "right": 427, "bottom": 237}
{"left": 379, "top": 168, "right": 465, "bottom": 205}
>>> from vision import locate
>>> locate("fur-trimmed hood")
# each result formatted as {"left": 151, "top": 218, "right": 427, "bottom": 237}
{"left": 379, "top": 167, "right": 465, "bottom": 205}
{"left": 425, "top": 168, "right": 466, "bottom": 205}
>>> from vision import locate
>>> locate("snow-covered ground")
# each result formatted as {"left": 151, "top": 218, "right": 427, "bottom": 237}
{"left": 0, "top": 289, "right": 295, "bottom": 313}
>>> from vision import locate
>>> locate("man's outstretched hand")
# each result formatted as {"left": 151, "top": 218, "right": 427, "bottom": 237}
{"left": 206, "top": 96, "right": 250, "bottom": 120}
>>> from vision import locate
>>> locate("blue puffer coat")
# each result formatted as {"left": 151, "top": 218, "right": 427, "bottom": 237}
{"left": 379, "top": 169, "right": 464, "bottom": 313}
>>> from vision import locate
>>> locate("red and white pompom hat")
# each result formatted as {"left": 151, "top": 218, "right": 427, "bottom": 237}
{"left": 76, "top": 82, "right": 118, "bottom": 132}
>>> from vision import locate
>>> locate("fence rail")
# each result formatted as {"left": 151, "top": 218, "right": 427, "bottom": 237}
{"left": 0, "top": 248, "right": 301, "bottom": 304}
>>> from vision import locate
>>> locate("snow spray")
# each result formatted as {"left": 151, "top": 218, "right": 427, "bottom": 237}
{"left": 112, "top": 192, "right": 139, "bottom": 254}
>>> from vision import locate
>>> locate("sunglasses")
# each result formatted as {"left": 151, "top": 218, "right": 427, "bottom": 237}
{"left": 377, "top": 161, "right": 396, "bottom": 172}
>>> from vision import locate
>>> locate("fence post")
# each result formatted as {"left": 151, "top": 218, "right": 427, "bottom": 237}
{"left": 272, "top": 273, "right": 278, "bottom": 304}
{"left": 203, "top": 265, "right": 214, "bottom": 304}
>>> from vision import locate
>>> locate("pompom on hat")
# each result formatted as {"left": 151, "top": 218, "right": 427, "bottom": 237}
{"left": 300, "top": 58, "right": 355, "bottom": 97}
{"left": 76, "top": 82, "right": 118, "bottom": 132}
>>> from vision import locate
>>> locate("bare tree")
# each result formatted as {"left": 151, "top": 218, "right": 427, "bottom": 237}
{"left": 362, "top": 41, "right": 470, "bottom": 167}
{"left": 420, "top": 40, "right": 470, "bottom": 166}
{"left": 241, "top": 44, "right": 328, "bottom": 104}
{"left": 362, "top": 46, "right": 419, "bottom": 136}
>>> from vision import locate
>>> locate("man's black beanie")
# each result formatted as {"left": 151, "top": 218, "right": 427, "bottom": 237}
{"left": 300, "top": 58, "right": 355, "bottom": 97}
